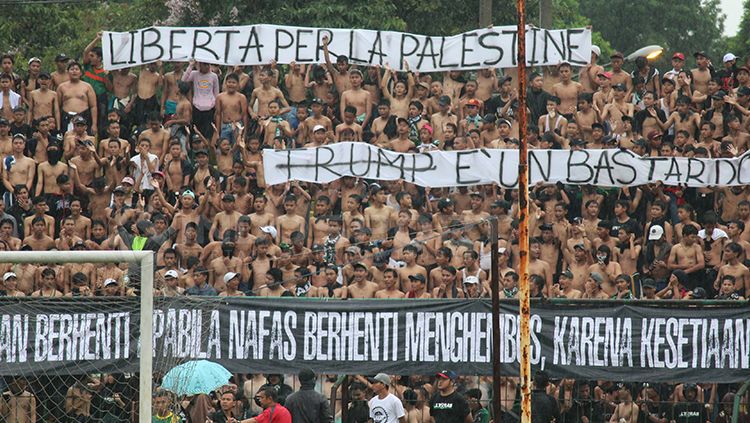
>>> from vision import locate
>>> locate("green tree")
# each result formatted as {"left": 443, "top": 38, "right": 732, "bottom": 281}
{"left": 580, "top": 0, "right": 726, "bottom": 59}
{"left": 729, "top": 0, "right": 750, "bottom": 60}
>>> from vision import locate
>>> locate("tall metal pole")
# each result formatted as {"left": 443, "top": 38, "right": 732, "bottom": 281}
{"left": 489, "top": 217, "right": 501, "bottom": 423}
{"left": 515, "top": 0, "right": 532, "bottom": 421}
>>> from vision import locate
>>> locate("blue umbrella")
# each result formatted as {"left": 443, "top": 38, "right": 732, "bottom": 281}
{"left": 161, "top": 360, "right": 232, "bottom": 396}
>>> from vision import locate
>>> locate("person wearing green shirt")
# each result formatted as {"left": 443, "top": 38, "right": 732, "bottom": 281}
{"left": 466, "top": 389, "right": 489, "bottom": 423}
{"left": 152, "top": 389, "right": 182, "bottom": 423}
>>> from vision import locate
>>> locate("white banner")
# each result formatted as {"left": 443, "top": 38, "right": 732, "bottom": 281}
{"left": 262, "top": 143, "right": 750, "bottom": 188}
{"left": 102, "top": 25, "right": 592, "bottom": 71}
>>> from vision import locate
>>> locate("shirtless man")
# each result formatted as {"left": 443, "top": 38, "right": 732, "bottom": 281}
{"left": 208, "top": 241, "right": 243, "bottom": 292}
{"left": 249, "top": 196, "right": 275, "bottom": 237}
{"left": 528, "top": 238, "right": 552, "bottom": 296}
{"left": 375, "top": 268, "right": 405, "bottom": 299}
{"left": 340, "top": 69, "right": 372, "bottom": 126}
{"left": 475, "top": 68, "right": 498, "bottom": 101}
{"left": 551, "top": 62, "right": 583, "bottom": 116}
{"left": 214, "top": 73, "right": 248, "bottom": 143}
{"left": 69, "top": 141, "right": 103, "bottom": 187}
{"left": 23, "top": 216, "right": 55, "bottom": 251}
{"left": 609, "top": 52, "right": 633, "bottom": 98}
{"left": 210, "top": 194, "right": 242, "bottom": 242}
{"left": 430, "top": 96, "right": 458, "bottom": 144}
{"left": 398, "top": 245, "right": 428, "bottom": 292}
{"left": 51, "top": 54, "right": 70, "bottom": 89}
{"left": 56, "top": 62, "right": 97, "bottom": 134}
{"left": 691, "top": 51, "right": 713, "bottom": 97}
{"left": 714, "top": 242, "right": 750, "bottom": 297}
{"left": 128, "top": 62, "right": 162, "bottom": 126}
{"left": 138, "top": 113, "right": 170, "bottom": 160}
{"left": 579, "top": 46, "right": 604, "bottom": 93}
{"left": 461, "top": 192, "right": 490, "bottom": 242}
{"left": 550, "top": 269, "right": 582, "bottom": 299}
{"left": 2, "top": 135, "right": 35, "bottom": 193}
{"left": 364, "top": 185, "right": 396, "bottom": 241}
{"left": 110, "top": 67, "right": 137, "bottom": 112}
{"left": 161, "top": 62, "right": 185, "bottom": 118}
{"left": 322, "top": 36, "right": 352, "bottom": 94}
{"left": 276, "top": 194, "right": 305, "bottom": 245}
{"left": 600, "top": 84, "right": 634, "bottom": 134}
{"left": 668, "top": 225, "right": 705, "bottom": 290}
{"left": 345, "top": 262, "right": 378, "bottom": 298}
{"left": 302, "top": 98, "right": 333, "bottom": 143}
{"left": 62, "top": 115, "right": 95, "bottom": 160}
{"left": 249, "top": 68, "right": 289, "bottom": 120}
{"left": 28, "top": 73, "right": 59, "bottom": 128}
{"left": 35, "top": 144, "right": 69, "bottom": 197}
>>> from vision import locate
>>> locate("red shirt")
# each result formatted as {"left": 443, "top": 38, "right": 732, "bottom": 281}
{"left": 256, "top": 404, "right": 292, "bottom": 423}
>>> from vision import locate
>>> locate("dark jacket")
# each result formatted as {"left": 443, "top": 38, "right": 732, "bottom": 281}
{"left": 284, "top": 380, "right": 333, "bottom": 423}
{"left": 531, "top": 388, "right": 560, "bottom": 423}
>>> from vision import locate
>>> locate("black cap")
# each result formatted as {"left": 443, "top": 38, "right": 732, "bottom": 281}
{"left": 73, "top": 115, "right": 87, "bottom": 124}
{"left": 602, "top": 135, "right": 617, "bottom": 144}
{"left": 437, "top": 95, "right": 451, "bottom": 106}
{"left": 311, "top": 97, "right": 324, "bottom": 105}
{"left": 610, "top": 51, "right": 624, "bottom": 59}
{"left": 194, "top": 149, "right": 209, "bottom": 156}
{"left": 396, "top": 117, "right": 409, "bottom": 125}
{"left": 633, "top": 138, "right": 648, "bottom": 147}
{"left": 571, "top": 138, "right": 587, "bottom": 146}
{"left": 739, "top": 86, "right": 750, "bottom": 96}
{"left": 712, "top": 90, "right": 727, "bottom": 100}
{"left": 39, "top": 72, "right": 51, "bottom": 79}
{"left": 591, "top": 122, "right": 605, "bottom": 131}
{"left": 499, "top": 75, "right": 512, "bottom": 85}
{"left": 408, "top": 274, "right": 426, "bottom": 283}
{"left": 693, "top": 51, "right": 707, "bottom": 59}
{"left": 540, "top": 223, "right": 553, "bottom": 231}
{"left": 613, "top": 83, "right": 626, "bottom": 91}
{"left": 692, "top": 287, "right": 707, "bottom": 299}
{"left": 483, "top": 114, "right": 496, "bottom": 123}
{"left": 642, "top": 278, "right": 656, "bottom": 289}
{"left": 497, "top": 118, "right": 512, "bottom": 127}
{"left": 621, "top": 114, "right": 634, "bottom": 122}
{"left": 573, "top": 243, "right": 586, "bottom": 250}
{"left": 0, "top": 118, "right": 10, "bottom": 126}
{"left": 560, "top": 269, "right": 574, "bottom": 279}
{"left": 54, "top": 53, "right": 69, "bottom": 62}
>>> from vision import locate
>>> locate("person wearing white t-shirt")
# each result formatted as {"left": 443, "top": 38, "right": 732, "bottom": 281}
{"left": 129, "top": 137, "right": 159, "bottom": 193}
{"left": 368, "top": 373, "right": 406, "bottom": 423}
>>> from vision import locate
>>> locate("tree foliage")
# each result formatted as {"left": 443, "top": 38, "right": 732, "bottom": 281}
{"left": 729, "top": 0, "right": 750, "bottom": 61}
{"left": 579, "top": 0, "right": 726, "bottom": 59}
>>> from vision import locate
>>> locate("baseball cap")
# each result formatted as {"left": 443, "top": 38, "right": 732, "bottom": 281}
{"left": 223, "top": 272, "right": 239, "bottom": 283}
{"left": 164, "top": 270, "right": 179, "bottom": 279}
{"left": 597, "top": 71, "right": 612, "bottom": 80}
{"left": 591, "top": 122, "right": 605, "bottom": 131}
{"left": 573, "top": 243, "right": 586, "bottom": 250}
{"left": 260, "top": 226, "right": 278, "bottom": 239}
{"left": 672, "top": 52, "right": 685, "bottom": 61}
{"left": 104, "top": 278, "right": 118, "bottom": 287}
{"left": 738, "top": 86, "right": 750, "bottom": 96}
{"left": 417, "top": 81, "right": 430, "bottom": 90}
{"left": 560, "top": 269, "right": 574, "bottom": 279}
{"left": 0, "top": 118, "right": 8, "bottom": 126}
{"left": 540, "top": 223, "right": 553, "bottom": 231}
{"left": 723, "top": 53, "right": 737, "bottom": 63}
{"left": 738, "top": 66, "right": 750, "bottom": 75}
{"left": 396, "top": 116, "right": 409, "bottom": 125}
{"left": 589, "top": 272, "right": 604, "bottom": 284}
{"left": 591, "top": 45, "right": 601, "bottom": 57}
{"left": 73, "top": 115, "right": 87, "bottom": 125}
{"left": 712, "top": 90, "right": 727, "bottom": 100}
{"left": 499, "top": 75, "right": 512, "bottom": 85}
{"left": 72, "top": 240, "right": 86, "bottom": 250}
{"left": 483, "top": 114, "right": 497, "bottom": 123}
{"left": 55, "top": 53, "right": 69, "bottom": 62}
{"left": 311, "top": 97, "right": 324, "bottom": 105}
{"left": 121, "top": 176, "right": 135, "bottom": 186}
{"left": 610, "top": 51, "right": 624, "bottom": 59}
{"left": 691, "top": 287, "right": 707, "bottom": 299}
{"left": 113, "top": 185, "right": 126, "bottom": 194}
{"left": 3, "top": 272, "right": 16, "bottom": 282}
{"left": 437, "top": 95, "right": 451, "bottom": 106}
{"left": 152, "top": 170, "right": 165, "bottom": 178}
{"left": 463, "top": 275, "right": 480, "bottom": 285}
{"left": 642, "top": 278, "right": 657, "bottom": 289}
{"left": 194, "top": 149, "right": 209, "bottom": 156}
{"left": 313, "top": 124, "right": 326, "bottom": 133}
{"left": 497, "top": 118, "right": 512, "bottom": 127}
{"left": 693, "top": 51, "right": 708, "bottom": 59}
{"left": 28, "top": 57, "right": 41, "bottom": 65}
{"left": 648, "top": 225, "right": 664, "bottom": 241}
{"left": 436, "top": 370, "right": 457, "bottom": 380}
{"left": 571, "top": 138, "right": 587, "bottom": 147}
{"left": 345, "top": 246, "right": 360, "bottom": 255}
{"left": 368, "top": 373, "right": 391, "bottom": 385}
{"left": 466, "top": 98, "right": 481, "bottom": 107}
{"left": 408, "top": 274, "right": 426, "bottom": 283}
{"left": 612, "top": 83, "right": 626, "bottom": 91}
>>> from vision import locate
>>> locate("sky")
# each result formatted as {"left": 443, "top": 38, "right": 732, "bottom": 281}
{"left": 722, "top": 0, "right": 743, "bottom": 36}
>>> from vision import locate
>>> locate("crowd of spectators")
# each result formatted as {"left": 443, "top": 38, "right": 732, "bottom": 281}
{"left": 0, "top": 30, "right": 749, "bottom": 423}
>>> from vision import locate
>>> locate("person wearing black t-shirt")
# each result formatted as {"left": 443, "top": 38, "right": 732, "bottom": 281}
{"left": 670, "top": 384, "right": 708, "bottom": 423}
{"left": 429, "top": 371, "right": 471, "bottom": 423}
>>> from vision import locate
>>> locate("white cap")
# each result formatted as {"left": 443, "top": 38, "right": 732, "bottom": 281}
{"left": 223, "top": 272, "right": 239, "bottom": 284}
{"left": 104, "top": 278, "right": 118, "bottom": 287}
{"left": 648, "top": 225, "right": 664, "bottom": 241}
{"left": 463, "top": 275, "right": 480, "bottom": 285}
{"left": 591, "top": 45, "right": 601, "bottom": 57}
{"left": 312, "top": 124, "right": 326, "bottom": 133}
{"left": 164, "top": 270, "right": 179, "bottom": 279}
{"left": 724, "top": 53, "right": 737, "bottom": 63}
{"left": 3, "top": 272, "right": 16, "bottom": 282}
{"left": 260, "top": 226, "right": 278, "bottom": 239}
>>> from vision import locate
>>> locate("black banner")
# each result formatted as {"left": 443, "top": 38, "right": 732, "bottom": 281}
{"left": 0, "top": 298, "right": 748, "bottom": 383}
